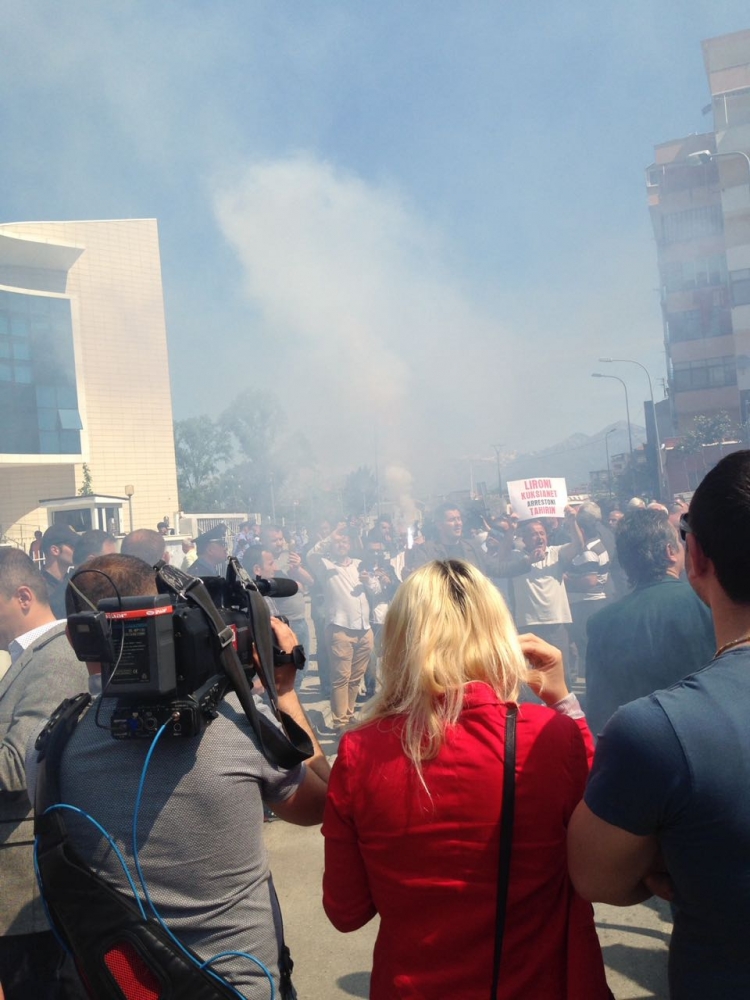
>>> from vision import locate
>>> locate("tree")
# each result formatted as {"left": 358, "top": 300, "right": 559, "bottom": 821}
{"left": 676, "top": 411, "right": 740, "bottom": 488}
{"left": 217, "top": 391, "right": 289, "bottom": 518}
{"left": 174, "top": 416, "right": 231, "bottom": 511}
{"left": 78, "top": 463, "right": 94, "bottom": 496}
{"left": 219, "top": 390, "right": 283, "bottom": 468}
{"left": 342, "top": 466, "right": 378, "bottom": 519}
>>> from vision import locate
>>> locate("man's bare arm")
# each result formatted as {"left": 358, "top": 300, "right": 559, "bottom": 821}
{"left": 559, "top": 506, "right": 585, "bottom": 563}
{"left": 568, "top": 801, "right": 660, "bottom": 905}
{"left": 266, "top": 618, "right": 330, "bottom": 826}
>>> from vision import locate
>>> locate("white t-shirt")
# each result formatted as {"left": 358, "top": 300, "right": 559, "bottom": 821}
{"left": 511, "top": 545, "right": 571, "bottom": 626}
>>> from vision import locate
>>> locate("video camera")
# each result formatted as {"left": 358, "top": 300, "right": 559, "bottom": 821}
{"left": 66, "top": 557, "right": 312, "bottom": 767}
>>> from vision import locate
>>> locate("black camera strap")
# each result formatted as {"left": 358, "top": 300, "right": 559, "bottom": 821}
{"left": 155, "top": 563, "right": 313, "bottom": 769}
{"left": 490, "top": 703, "right": 517, "bottom": 999}
{"left": 34, "top": 695, "right": 288, "bottom": 999}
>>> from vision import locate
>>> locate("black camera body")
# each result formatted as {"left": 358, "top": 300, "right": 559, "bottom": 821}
{"left": 66, "top": 559, "right": 297, "bottom": 742}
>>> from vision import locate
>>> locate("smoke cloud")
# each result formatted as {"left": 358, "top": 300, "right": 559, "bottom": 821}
{"left": 212, "top": 153, "right": 523, "bottom": 494}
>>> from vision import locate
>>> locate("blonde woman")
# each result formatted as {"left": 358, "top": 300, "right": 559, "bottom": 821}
{"left": 322, "top": 560, "right": 611, "bottom": 999}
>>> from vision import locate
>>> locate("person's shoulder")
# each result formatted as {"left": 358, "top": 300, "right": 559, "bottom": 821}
{"left": 517, "top": 701, "right": 582, "bottom": 740}
{"left": 18, "top": 622, "right": 71, "bottom": 662}
{"left": 339, "top": 717, "right": 401, "bottom": 756}
{"left": 602, "top": 692, "right": 668, "bottom": 747}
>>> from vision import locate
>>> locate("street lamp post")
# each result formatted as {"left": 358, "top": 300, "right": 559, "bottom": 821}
{"left": 492, "top": 443, "right": 504, "bottom": 500}
{"left": 686, "top": 148, "right": 750, "bottom": 176}
{"left": 124, "top": 484, "right": 135, "bottom": 534}
{"left": 599, "top": 357, "right": 665, "bottom": 501}
{"left": 605, "top": 427, "right": 617, "bottom": 500}
{"left": 592, "top": 373, "right": 635, "bottom": 494}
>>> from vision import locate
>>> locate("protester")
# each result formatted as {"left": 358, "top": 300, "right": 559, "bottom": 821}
{"left": 307, "top": 527, "right": 373, "bottom": 731}
{"left": 261, "top": 525, "right": 314, "bottom": 657}
{"left": 607, "top": 509, "right": 624, "bottom": 531}
{"left": 323, "top": 559, "right": 611, "bottom": 1000}
{"left": 359, "top": 531, "right": 400, "bottom": 698}
{"left": 405, "top": 502, "right": 487, "bottom": 573}
{"left": 569, "top": 450, "right": 750, "bottom": 999}
{"left": 498, "top": 507, "right": 583, "bottom": 679}
{"left": 564, "top": 502, "right": 610, "bottom": 677}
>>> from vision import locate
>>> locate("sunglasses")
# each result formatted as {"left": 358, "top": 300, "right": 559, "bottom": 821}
{"left": 679, "top": 513, "right": 693, "bottom": 542}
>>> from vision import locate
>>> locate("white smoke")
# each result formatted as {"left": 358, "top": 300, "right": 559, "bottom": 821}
{"left": 211, "top": 153, "right": 521, "bottom": 493}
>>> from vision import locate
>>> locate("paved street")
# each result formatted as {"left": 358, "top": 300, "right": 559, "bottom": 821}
{"left": 264, "top": 665, "right": 672, "bottom": 999}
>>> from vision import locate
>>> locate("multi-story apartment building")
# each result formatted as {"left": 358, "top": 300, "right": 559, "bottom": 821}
{"left": 0, "top": 219, "right": 179, "bottom": 547}
{"left": 647, "top": 28, "right": 750, "bottom": 436}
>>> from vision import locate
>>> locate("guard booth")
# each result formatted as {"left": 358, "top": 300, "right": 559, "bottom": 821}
{"left": 40, "top": 495, "right": 128, "bottom": 536}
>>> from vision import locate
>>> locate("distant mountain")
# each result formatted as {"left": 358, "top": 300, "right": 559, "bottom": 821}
{"left": 501, "top": 421, "right": 646, "bottom": 491}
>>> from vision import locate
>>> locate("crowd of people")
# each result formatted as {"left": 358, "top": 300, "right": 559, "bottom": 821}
{"left": 1, "top": 453, "right": 749, "bottom": 999}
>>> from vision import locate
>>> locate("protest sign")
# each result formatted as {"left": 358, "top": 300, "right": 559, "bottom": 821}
{"left": 507, "top": 478, "right": 568, "bottom": 521}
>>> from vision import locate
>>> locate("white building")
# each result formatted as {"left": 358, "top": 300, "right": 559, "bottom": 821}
{"left": 0, "top": 219, "right": 179, "bottom": 547}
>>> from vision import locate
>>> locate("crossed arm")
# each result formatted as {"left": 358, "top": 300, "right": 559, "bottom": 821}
{"left": 568, "top": 803, "right": 661, "bottom": 906}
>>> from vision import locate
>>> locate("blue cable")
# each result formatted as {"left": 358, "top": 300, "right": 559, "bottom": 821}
{"left": 200, "top": 952, "right": 276, "bottom": 999}
{"left": 131, "top": 721, "right": 275, "bottom": 1000}
{"left": 37, "top": 804, "right": 147, "bottom": 921}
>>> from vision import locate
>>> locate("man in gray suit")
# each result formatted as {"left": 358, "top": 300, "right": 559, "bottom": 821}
{"left": 0, "top": 548, "right": 89, "bottom": 1000}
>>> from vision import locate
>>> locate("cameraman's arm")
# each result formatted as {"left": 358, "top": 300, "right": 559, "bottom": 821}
{"left": 269, "top": 620, "right": 330, "bottom": 825}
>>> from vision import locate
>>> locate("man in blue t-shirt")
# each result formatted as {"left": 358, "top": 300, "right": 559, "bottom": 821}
{"left": 569, "top": 450, "right": 750, "bottom": 999}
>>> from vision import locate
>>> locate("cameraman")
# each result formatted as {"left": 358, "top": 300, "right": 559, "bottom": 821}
{"left": 38, "top": 553, "right": 329, "bottom": 998}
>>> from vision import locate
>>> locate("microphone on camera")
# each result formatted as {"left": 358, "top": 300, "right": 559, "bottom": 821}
{"left": 254, "top": 576, "right": 299, "bottom": 599}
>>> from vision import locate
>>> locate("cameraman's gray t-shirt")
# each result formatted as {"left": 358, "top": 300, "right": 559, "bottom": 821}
{"left": 50, "top": 692, "right": 304, "bottom": 997}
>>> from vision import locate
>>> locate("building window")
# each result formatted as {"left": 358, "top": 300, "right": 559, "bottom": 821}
{"left": 0, "top": 290, "right": 83, "bottom": 455}
{"left": 672, "top": 356, "right": 737, "bottom": 392}
{"left": 667, "top": 306, "right": 733, "bottom": 342}
{"left": 731, "top": 269, "right": 750, "bottom": 307}
{"left": 663, "top": 254, "right": 728, "bottom": 294}
{"left": 713, "top": 88, "right": 750, "bottom": 129}
{"left": 659, "top": 205, "right": 724, "bottom": 245}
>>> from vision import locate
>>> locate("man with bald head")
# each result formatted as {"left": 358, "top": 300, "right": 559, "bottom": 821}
{"left": 121, "top": 528, "right": 169, "bottom": 567}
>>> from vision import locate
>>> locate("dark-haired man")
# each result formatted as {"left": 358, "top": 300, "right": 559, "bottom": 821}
{"left": 40, "top": 524, "right": 78, "bottom": 592}
{"left": 260, "top": 525, "right": 313, "bottom": 658}
{"left": 0, "top": 548, "right": 88, "bottom": 1000}
{"left": 38, "top": 525, "right": 77, "bottom": 621}
{"left": 569, "top": 451, "right": 750, "bottom": 999}
{"left": 406, "top": 503, "right": 487, "bottom": 573}
{"left": 307, "top": 528, "right": 373, "bottom": 730}
{"left": 584, "top": 509, "right": 714, "bottom": 735}
{"left": 72, "top": 530, "right": 117, "bottom": 567}
{"left": 37, "top": 553, "right": 328, "bottom": 998}
{"left": 501, "top": 508, "right": 583, "bottom": 677}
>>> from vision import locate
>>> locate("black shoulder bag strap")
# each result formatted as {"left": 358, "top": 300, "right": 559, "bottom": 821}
{"left": 491, "top": 703, "right": 517, "bottom": 999}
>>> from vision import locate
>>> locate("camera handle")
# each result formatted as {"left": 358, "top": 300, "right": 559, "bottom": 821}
{"left": 154, "top": 562, "right": 312, "bottom": 769}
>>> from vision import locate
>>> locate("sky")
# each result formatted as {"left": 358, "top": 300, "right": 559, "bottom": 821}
{"left": 1, "top": 1, "right": 748, "bottom": 495}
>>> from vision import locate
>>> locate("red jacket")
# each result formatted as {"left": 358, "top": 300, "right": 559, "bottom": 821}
{"left": 323, "top": 683, "right": 611, "bottom": 999}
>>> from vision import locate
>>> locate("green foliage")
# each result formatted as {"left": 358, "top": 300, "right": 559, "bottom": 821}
{"left": 78, "top": 463, "right": 94, "bottom": 496}
{"left": 174, "top": 416, "right": 231, "bottom": 511}
{"left": 677, "top": 411, "right": 740, "bottom": 472}
{"left": 681, "top": 411, "right": 738, "bottom": 452}
{"left": 174, "top": 393, "right": 316, "bottom": 517}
